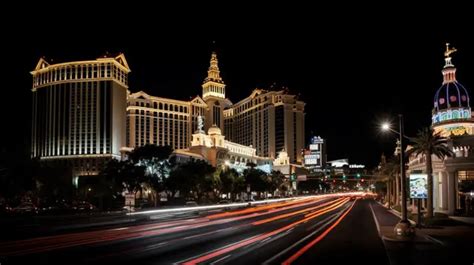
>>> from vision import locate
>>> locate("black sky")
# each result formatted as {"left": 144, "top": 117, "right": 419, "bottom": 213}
{"left": 2, "top": 8, "right": 473, "bottom": 168}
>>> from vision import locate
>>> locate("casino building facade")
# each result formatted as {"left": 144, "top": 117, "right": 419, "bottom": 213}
{"left": 31, "top": 51, "right": 306, "bottom": 183}
{"left": 31, "top": 54, "right": 130, "bottom": 182}
{"left": 408, "top": 44, "right": 474, "bottom": 215}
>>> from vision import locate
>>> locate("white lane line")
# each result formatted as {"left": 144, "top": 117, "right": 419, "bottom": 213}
{"left": 424, "top": 234, "right": 445, "bottom": 246}
{"left": 369, "top": 201, "right": 393, "bottom": 265}
{"left": 262, "top": 201, "right": 352, "bottom": 265}
{"left": 369, "top": 202, "right": 381, "bottom": 235}
{"left": 210, "top": 254, "right": 231, "bottom": 265}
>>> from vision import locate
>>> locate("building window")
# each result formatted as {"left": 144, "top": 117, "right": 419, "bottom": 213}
{"left": 458, "top": 171, "right": 474, "bottom": 181}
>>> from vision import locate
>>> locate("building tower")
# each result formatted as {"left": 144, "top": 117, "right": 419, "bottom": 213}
{"left": 432, "top": 43, "right": 474, "bottom": 136}
{"left": 202, "top": 52, "right": 231, "bottom": 132}
{"left": 31, "top": 54, "right": 130, "bottom": 184}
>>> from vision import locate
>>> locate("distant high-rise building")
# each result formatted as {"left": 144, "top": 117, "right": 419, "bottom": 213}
{"left": 31, "top": 54, "right": 130, "bottom": 180}
{"left": 224, "top": 89, "right": 305, "bottom": 163}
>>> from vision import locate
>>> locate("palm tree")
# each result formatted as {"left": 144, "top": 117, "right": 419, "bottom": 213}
{"left": 378, "top": 158, "right": 400, "bottom": 208}
{"left": 407, "top": 127, "right": 454, "bottom": 218}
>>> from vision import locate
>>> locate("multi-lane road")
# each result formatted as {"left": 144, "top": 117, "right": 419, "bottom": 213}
{"left": 0, "top": 194, "right": 389, "bottom": 264}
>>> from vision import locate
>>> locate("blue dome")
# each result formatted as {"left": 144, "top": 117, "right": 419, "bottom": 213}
{"left": 433, "top": 81, "right": 470, "bottom": 112}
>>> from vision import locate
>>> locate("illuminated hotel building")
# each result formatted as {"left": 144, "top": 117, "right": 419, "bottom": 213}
{"left": 128, "top": 52, "right": 305, "bottom": 163}
{"left": 224, "top": 89, "right": 305, "bottom": 163}
{"left": 31, "top": 54, "right": 130, "bottom": 179}
{"left": 31, "top": 50, "right": 306, "bottom": 183}
{"left": 408, "top": 44, "right": 474, "bottom": 215}
{"left": 126, "top": 91, "right": 207, "bottom": 149}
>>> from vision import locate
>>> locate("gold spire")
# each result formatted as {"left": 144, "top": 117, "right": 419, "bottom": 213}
{"left": 202, "top": 52, "right": 226, "bottom": 99}
{"left": 205, "top": 52, "right": 223, "bottom": 83}
{"left": 444, "top": 43, "right": 457, "bottom": 58}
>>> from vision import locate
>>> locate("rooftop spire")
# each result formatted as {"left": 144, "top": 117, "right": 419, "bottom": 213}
{"left": 205, "top": 52, "right": 223, "bottom": 83}
{"left": 202, "top": 51, "right": 226, "bottom": 99}
{"left": 444, "top": 43, "right": 457, "bottom": 68}
{"left": 442, "top": 43, "right": 457, "bottom": 84}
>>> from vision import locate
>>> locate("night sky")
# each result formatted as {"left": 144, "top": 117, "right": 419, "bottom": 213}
{"left": 2, "top": 9, "right": 473, "bottom": 168}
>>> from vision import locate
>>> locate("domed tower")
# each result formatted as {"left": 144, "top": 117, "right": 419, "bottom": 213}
{"left": 432, "top": 43, "right": 474, "bottom": 136}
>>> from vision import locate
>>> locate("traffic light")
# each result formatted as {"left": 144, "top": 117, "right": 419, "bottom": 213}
{"left": 356, "top": 173, "right": 361, "bottom": 178}
{"left": 290, "top": 173, "right": 296, "bottom": 181}
{"left": 342, "top": 175, "right": 347, "bottom": 180}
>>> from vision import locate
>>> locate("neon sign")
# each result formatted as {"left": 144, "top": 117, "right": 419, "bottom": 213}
{"left": 432, "top": 107, "right": 471, "bottom": 124}
{"left": 446, "top": 126, "right": 467, "bottom": 136}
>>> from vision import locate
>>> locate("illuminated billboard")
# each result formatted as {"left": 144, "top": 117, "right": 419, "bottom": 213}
{"left": 304, "top": 154, "right": 320, "bottom": 166}
{"left": 305, "top": 136, "right": 325, "bottom": 168}
{"left": 409, "top": 174, "right": 428, "bottom": 199}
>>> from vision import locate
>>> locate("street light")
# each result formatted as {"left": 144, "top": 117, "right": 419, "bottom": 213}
{"left": 381, "top": 114, "right": 414, "bottom": 237}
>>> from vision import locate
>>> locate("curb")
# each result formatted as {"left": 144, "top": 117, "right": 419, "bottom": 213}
{"left": 381, "top": 235, "right": 415, "bottom": 242}
{"left": 388, "top": 209, "right": 417, "bottom": 225}
{"left": 375, "top": 201, "right": 417, "bottom": 225}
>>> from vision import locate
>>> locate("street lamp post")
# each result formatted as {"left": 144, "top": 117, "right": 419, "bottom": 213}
{"left": 398, "top": 115, "right": 408, "bottom": 221}
{"left": 382, "top": 114, "right": 414, "bottom": 237}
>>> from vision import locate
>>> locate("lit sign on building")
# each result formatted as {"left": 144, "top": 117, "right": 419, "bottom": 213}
{"left": 305, "top": 136, "right": 325, "bottom": 167}
{"left": 432, "top": 108, "right": 471, "bottom": 124}
{"left": 409, "top": 174, "right": 428, "bottom": 199}
{"left": 309, "top": 144, "right": 319, "bottom": 151}
{"left": 311, "top": 136, "right": 324, "bottom": 144}
{"left": 349, "top": 164, "right": 365, "bottom": 169}
{"left": 304, "top": 154, "right": 320, "bottom": 166}
{"left": 446, "top": 126, "right": 468, "bottom": 136}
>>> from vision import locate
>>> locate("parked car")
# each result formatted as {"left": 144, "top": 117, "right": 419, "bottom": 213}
{"left": 185, "top": 201, "right": 198, "bottom": 206}
{"left": 13, "top": 202, "right": 38, "bottom": 214}
{"left": 72, "top": 201, "right": 96, "bottom": 211}
{"left": 41, "top": 200, "right": 72, "bottom": 214}
{"left": 218, "top": 200, "right": 231, "bottom": 204}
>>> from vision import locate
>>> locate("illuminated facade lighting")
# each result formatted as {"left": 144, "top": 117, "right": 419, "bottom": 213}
{"left": 31, "top": 54, "right": 130, "bottom": 177}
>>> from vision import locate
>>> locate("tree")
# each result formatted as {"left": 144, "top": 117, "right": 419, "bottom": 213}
{"left": 128, "top": 145, "right": 172, "bottom": 206}
{"left": 268, "top": 170, "right": 285, "bottom": 195}
{"left": 102, "top": 159, "right": 146, "bottom": 195}
{"left": 379, "top": 157, "right": 401, "bottom": 207}
{"left": 219, "top": 168, "right": 240, "bottom": 199}
{"left": 407, "top": 128, "right": 454, "bottom": 219}
{"left": 167, "top": 159, "right": 216, "bottom": 203}
{"left": 243, "top": 167, "right": 268, "bottom": 198}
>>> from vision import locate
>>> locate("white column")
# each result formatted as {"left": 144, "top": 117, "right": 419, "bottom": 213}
{"left": 447, "top": 170, "right": 457, "bottom": 215}
{"left": 434, "top": 172, "right": 440, "bottom": 211}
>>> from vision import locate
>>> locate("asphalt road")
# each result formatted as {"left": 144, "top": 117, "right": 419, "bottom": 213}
{"left": 0, "top": 194, "right": 389, "bottom": 265}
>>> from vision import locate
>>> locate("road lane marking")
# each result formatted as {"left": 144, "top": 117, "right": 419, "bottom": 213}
{"left": 424, "top": 234, "right": 445, "bottom": 246}
{"left": 369, "top": 202, "right": 381, "bottom": 235}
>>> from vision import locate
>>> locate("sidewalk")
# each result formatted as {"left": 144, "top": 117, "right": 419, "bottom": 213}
{"left": 370, "top": 200, "right": 474, "bottom": 265}
{"left": 450, "top": 216, "right": 474, "bottom": 225}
